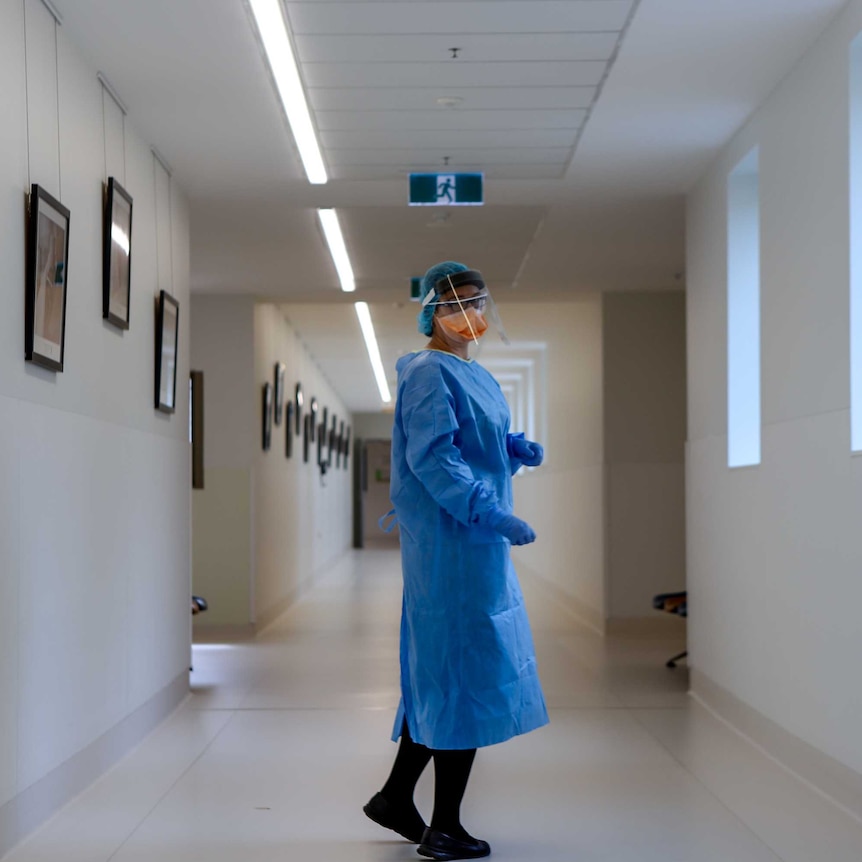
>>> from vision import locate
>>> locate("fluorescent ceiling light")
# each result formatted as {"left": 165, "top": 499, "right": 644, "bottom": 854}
{"left": 248, "top": 0, "right": 327, "bottom": 184}
{"left": 318, "top": 209, "right": 355, "bottom": 292}
{"left": 354, "top": 302, "right": 392, "bottom": 404}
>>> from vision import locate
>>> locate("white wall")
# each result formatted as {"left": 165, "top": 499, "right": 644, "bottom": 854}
{"left": 353, "top": 411, "right": 395, "bottom": 440}
{"left": 603, "top": 292, "right": 687, "bottom": 619}
{"left": 504, "top": 298, "right": 607, "bottom": 631}
{"left": 687, "top": 0, "right": 862, "bottom": 777}
{"left": 0, "top": 0, "right": 191, "bottom": 851}
{"left": 362, "top": 439, "right": 398, "bottom": 545}
{"left": 253, "top": 305, "right": 352, "bottom": 626}
{"left": 190, "top": 300, "right": 353, "bottom": 630}
{"left": 190, "top": 296, "right": 255, "bottom": 626}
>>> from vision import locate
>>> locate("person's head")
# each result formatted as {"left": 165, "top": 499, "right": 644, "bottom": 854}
{"left": 417, "top": 261, "right": 489, "bottom": 345}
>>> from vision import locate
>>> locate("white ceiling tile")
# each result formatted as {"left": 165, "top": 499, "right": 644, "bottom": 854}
{"left": 295, "top": 33, "right": 620, "bottom": 64}
{"left": 286, "top": 2, "right": 635, "bottom": 36}
{"left": 302, "top": 61, "right": 607, "bottom": 89}
{"left": 321, "top": 128, "right": 577, "bottom": 148}
{"left": 329, "top": 164, "right": 565, "bottom": 180}
{"left": 326, "top": 147, "right": 569, "bottom": 165}
{"left": 315, "top": 109, "right": 588, "bottom": 131}
{"left": 308, "top": 86, "right": 596, "bottom": 110}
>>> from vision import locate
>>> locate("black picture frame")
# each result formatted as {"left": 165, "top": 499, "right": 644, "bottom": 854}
{"left": 303, "top": 413, "right": 311, "bottom": 462}
{"left": 317, "top": 422, "right": 325, "bottom": 466}
{"left": 155, "top": 290, "right": 180, "bottom": 413}
{"left": 25, "top": 184, "right": 70, "bottom": 372}
{"left": 328, "top": 415, "right": 337, "bottom": 466}
{"left": 273, "top": 362, "right": 285, "bottom": 425}
{"left": 262, "top": 382, "right": 273, "bottom": 450}
{"left": 285, "top": 401, "right": 294, "bottom": 458}
{"left": 295, "top": 382, "right": 303, "bottom": 435}
{"left": 102, "top": 177, "right": 133, "bottom": 329}
{"left": 344, "top": 426, "right": 351, "bottom": 469}
{"left": 310, "top": 397, "right": 319, "bottom": 441}
{"left": 190, "top": 371, "right": 205, "bottom": 489}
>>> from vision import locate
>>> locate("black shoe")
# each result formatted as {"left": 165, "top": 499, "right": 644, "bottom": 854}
{"left": 417, "top": 828, "right": 491, "bottom": 860}
{"left": 363, "top": 792, "right": 426, "bottom": 843}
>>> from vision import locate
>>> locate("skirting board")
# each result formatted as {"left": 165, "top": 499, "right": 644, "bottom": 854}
{"left": 605, "top": 614, "right": 687, "bottom": 638}
{"left": 691, "top": 669, "right": 862, "bottom": 825}
{"left": 192, "top": 623, "right": 256, "bottom": 643}
{"left": 0, "top": 672, "right": 189, "bottom": 859}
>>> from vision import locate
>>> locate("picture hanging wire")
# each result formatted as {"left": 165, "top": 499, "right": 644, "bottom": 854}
{"left": 97, "top": 72, "right": 128, "bottom": 115}
{"left": 39, "top": 0, "right": 63, "bottom": 24}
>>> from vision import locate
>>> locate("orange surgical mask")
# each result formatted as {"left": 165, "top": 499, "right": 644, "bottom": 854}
{"left": 437, "top": 307, "right": 489, "bottom": 341}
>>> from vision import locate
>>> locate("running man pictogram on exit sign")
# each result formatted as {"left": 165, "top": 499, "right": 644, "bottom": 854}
{"left": 408, "top": 173, "right": 484, "bottom": 206}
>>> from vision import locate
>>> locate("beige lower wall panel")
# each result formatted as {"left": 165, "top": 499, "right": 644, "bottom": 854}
{"left": 15, "top": 403, "right": 191, "bottom": 793}
{"left": 123, "top": 433, "right": 193, "bottom": 715}
{"left": 511, "top": 463, "right": 605, "bottom": 626}
{"left": 608, "top": 462, "right": 685, "bottom": 618}
{"left": 687, "top": 410, "right": 862, "bottom": 776}
{"left": 192, "top": 468, "right": 252, "bottom": 626}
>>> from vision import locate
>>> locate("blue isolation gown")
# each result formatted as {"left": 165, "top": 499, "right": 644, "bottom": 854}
{"left": 390, "top": 349, "right": 549, "bottom": 750}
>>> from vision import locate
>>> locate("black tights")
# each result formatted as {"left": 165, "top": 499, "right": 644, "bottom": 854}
{"left": 381, "top": 722, "right": 477, "bottom": 838}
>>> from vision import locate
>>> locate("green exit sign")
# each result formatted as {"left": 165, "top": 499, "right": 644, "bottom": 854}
{"left": 409, "top": 173, "right": 484, "bottom": 206}
{"left": 410, "top": 277, "right": 422, "bottom": 301}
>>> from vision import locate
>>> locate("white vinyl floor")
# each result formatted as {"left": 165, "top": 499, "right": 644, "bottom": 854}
{"left": 5, "top": 547, "right": 862, "bottom": 862}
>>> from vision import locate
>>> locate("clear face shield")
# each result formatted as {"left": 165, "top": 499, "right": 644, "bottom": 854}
{"left": 422, "top": 269, "right": 510, "bottom": 347}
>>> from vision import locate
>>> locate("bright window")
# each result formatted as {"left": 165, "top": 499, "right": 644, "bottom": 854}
{"left": 727, "top": 149, "right": 761, "bottom": 468}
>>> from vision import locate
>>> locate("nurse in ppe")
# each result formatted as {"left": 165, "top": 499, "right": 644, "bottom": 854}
{"left": 363, "top": 261, "right": 548, "bottom": 861}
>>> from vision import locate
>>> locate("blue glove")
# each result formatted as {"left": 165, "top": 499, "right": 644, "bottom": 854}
{"left": 510, "top": 436, "right": 544, "bottom": 467}
{"left": 484, "top": 508, "right": 537, "bottom": 546}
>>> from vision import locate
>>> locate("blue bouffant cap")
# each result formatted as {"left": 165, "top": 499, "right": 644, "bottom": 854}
{"left": 417, "top": 260, "right": 469, "bottom": 336}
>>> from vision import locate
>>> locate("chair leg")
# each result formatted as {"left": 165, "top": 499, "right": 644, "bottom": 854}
{"left": 666, "top": 651, "right": 688, "bottom": 669}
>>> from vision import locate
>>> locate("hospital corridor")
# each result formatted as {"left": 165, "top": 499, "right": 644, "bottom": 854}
{"left": 4, "top": 0, "right": 862, "bottom": 859}
{"left": 1, "top": 546, "right": 859, "bottom": 862}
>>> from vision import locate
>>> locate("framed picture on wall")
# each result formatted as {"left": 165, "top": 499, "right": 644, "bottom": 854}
{"left": 262, "top": 382, "right": 273, "bottom": 450}
{"left": 155, "top": 290, "right": 180, "bottom": 413}
{"left": 317, "top": 421, "right": 325, "bottom": 467}
{"left": 102, "top": 177, "right": 133, "bottom": 329}
{"left": 190, "top": 370, "right": 204, "bottom": 489}
{"left": 25, "top": 184, "right": 70, "bottom": 372}
{"left": 285, "top": 401, "right": 294, "bottom": 458}
{"left": 273, "top": 362, "right": 286, "bottom": 425}
{"left": 310, "top": 397, "right": 319, "bottom": 441}
{"left": 295, "top": 382, "right": 303, "bottom": 435}
{"left": 303, "top": 413, "right": 311, "bottom": 462}
{"left": 343, "top": 426, "right": 351, "bottom": 469}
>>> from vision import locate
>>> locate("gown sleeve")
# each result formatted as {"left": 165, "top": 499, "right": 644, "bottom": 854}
{"left": 400, "top": 362, "right": 501, "bottom": 527}
{"left": 506, "top": 432, "right": 526, "bottom": 476}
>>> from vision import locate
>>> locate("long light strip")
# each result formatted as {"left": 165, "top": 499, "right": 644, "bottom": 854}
{"left": 248, "top": 0, "right": 327, "bottom": 184}
{"left": 318, "top": 209, "right": 355, "bottom": 292}
{"left": 355, "top": 302, "right": 391, "bottom": 404}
